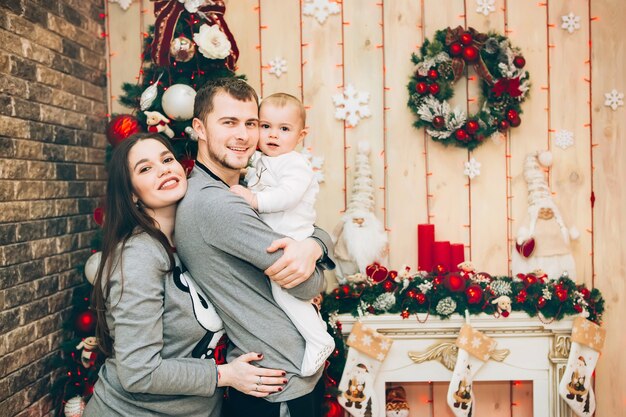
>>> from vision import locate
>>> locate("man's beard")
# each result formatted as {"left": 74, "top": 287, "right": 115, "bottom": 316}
{"left": 342, "top": 211, "right": 388, "bottom": 272}
{"left": 206, "top": 138, "right": 252, "bottom": 171}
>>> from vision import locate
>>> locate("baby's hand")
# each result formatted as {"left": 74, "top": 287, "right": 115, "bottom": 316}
{"left": 230, "top": 185, "right": 257, "bottom": 209}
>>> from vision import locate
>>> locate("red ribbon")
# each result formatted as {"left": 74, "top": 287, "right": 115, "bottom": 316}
{"left": 444, "top": 26, "right": 494, "bottom": 85}
{"left": 151, "top": 1, "right": 239, "bottom": 69}
{"left": 491, "top": 77, "right": 523, "bottom": 98}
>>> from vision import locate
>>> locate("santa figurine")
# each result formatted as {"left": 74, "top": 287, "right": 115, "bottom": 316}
{"left": 512, "top": 151, "right": 579, "bottom": 280}
{"left": 332, "top": 141, "right": 388, "bottom": 283}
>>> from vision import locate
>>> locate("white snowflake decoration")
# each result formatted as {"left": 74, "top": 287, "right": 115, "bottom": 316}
{"left": 332, "top": 84, "right": 371, "bottom": 127}
{"left": 476, "top": 0, "right": 496, "bottom": 16}
{"left": 554, "top": 129, "right": 574, "bottom": 150}
{"left": 301, "top": 148, "right": 325, "bottom": 183}
{"left": 561, "top": 12, "right": 581, "bottom": 34}
{"left": 463, "top": 157, "right": 481, "bottom": 179}
{"left": 109, "top": 0, "right": 132, "bottom": 10}
{"left": 604, "top": 89, "right": 624, "bottom": 111}
{"left": 268, "top": 57, "right": 287, "bottom": 78}
{"left": 303, "top": 0, "right": 340, "bottom": 24}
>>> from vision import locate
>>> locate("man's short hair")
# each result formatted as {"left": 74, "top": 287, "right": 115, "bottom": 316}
{"left": 194, "top": 78, "right": 259, "bottom": 122}
{"left": 260, "top": 93, "right": 306, "bottom": 128}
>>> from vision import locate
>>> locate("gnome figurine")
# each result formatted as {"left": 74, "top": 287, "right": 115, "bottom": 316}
{"left": 332, "top": 141, "right": 388, "bottom": 283}
{"left": 512, "top": 151, "right": 579, "bottom": 280}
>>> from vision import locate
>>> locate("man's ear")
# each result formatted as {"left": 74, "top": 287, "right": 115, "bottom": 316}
{"left": 192, "top": 118, "right": 206, "bottom": 142}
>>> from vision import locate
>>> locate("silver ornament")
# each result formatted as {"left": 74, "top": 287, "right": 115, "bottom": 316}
{"left": 64, "top": 396, "right": 85, "bottom": 417}
{"left": 140, "top": 73, "right": 163, "bottom": 111}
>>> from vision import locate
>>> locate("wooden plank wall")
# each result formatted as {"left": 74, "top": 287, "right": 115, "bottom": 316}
{"left": 107, "top": 0, "right": 624, "bottom": 415}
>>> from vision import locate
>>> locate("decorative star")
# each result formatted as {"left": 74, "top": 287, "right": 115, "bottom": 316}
{"left": 471, "top": 337, "right": 482, "bottom": 349}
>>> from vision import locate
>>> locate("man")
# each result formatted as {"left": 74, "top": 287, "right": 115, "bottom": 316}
{"left": 175, "top": 78, "right": 335, "bottom": 417}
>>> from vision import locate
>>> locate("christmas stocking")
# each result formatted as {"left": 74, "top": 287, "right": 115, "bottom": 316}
{"left": 558, "top": 316, "right": 606, "bottom": 417}
{"left": 446, "top": 324, "right": 497, "bottom": 417}
{"left": 338, "top": 321, "right": 393, "bottom": 417}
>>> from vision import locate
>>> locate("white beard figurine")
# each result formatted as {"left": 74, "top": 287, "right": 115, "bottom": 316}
{"left": 333, "top": 208, "right": 389, "bottom": 283}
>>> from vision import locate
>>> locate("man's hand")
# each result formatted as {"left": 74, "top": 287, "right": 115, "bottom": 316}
{"left": 230, "top": 185, "right": 258, "bottom": 209}
{"left": 264, "top": 238, "right": 322, "bottom": 288}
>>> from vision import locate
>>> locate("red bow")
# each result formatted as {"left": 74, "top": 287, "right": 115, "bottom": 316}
{"left": 151, "top": 1, "right": 239, "bottom": 69}
{"left": 492, "top": 77, "right": 523, "bottom": 98}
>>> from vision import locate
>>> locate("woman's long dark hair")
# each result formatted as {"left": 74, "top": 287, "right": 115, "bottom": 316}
{"left": 92, "top": 133, "right": 177, "bottom": 355}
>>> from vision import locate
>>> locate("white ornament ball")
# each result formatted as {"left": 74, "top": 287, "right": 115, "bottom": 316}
{"left": 64, "top": 396, "right": 86, "bottom": 417}
{"left": 84, "top": 251, "right": 102, "bottom": 284}
{"left": 161, "top": 84, "right": 196, "bottom": 121}
{"left": 537, "top": 150, "right": 553, "bottom": 167}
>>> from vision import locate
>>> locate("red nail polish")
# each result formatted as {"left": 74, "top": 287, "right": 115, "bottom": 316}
{"left": 278, "top": 387, "right": 283, "bottom": 391}
{"left": 258, "top": 353, "right": 263, "bottom": 358}
{"left": 281, "top": 371, "right": 286, "bottom": 376}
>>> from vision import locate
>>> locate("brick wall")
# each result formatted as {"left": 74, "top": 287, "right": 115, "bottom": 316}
{"left": 0, "top": 0, "right": 107, "bottom": 415}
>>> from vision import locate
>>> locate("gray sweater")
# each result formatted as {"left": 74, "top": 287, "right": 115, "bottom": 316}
{"left": 175, "top": 166, "right": 334, "bottom": 402}
{"left": 83, "top": 233, "right": 223, "bottom": 417}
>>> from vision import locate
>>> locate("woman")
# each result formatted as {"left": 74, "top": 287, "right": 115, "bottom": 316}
{"left": 84, "top": 133, "right": 286, "bottom": 417}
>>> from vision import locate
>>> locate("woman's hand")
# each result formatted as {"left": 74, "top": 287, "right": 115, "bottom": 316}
{"left": 217, "top": 352, "right": 286, "bottom": 397}
{"left": 264, "top": 238, "right": 322, "bottom": 288}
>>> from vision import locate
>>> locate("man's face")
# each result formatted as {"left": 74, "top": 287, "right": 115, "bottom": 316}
{"left": 193, "top": 92, "right": 259, "bottom": 174}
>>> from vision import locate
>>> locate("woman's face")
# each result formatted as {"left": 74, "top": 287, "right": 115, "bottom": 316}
{"left": 128, "top": 138, "right": 187, "bottom": 211}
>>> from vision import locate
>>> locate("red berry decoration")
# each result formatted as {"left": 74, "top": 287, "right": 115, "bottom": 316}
{"left": 498, "top": 119, "right": 510, "bottom": 132}
{"left": 466, "top": 120, "right": 479, "bottom": 134}
{"left": 465, "top": 285, "right": 483, "bottom": 304}
{"left": 556, "top": 288, "right": 568, "bottom": 302}
{"left": 537, "top": 296, "right": 547, "bottom": 309}
{"left": 407, "top": 289, "right": 417, "bottom": 299}
{"left": 460, "top": 32, "right": 473, "bottom": 45}
{"left": 75, "top": 310, "right": 97, "bottom": 333}
{"left": 416, "top": 293, "right": 426, "bottom": 304}
{"left": 449, "top": 42, "right": 463, "bottom": 56}
{"left": 513, "top": 56, "right": 526, "bottom": 68}
{"left": 462, "top": 46, "right": 479, "bottom": 63}
{"left": 574, "top": 305, "right": 583, "bottom": 313}
{"left": 580, "top": 288, "right": 591, "bottom": 300}
{"left": 446, "top": 274, "right": 466, "bottom": 292}
{"left": 516, "top": 290, "right": 527, "bottom": 303}
{"left": 416, "top": 82, "right": 428, "bottom": 95}
{"left": 506, "top": 109, "right": 518, "bottom": 121}
{"left": 510, "top": 115, "right": 522, "bottom": 127}
{"left": 341, "top": 285, "right": 351, "bottom": 296}
{"left": 427, "top": 69, "right": 439, "bottom": 80}
{"left": 432, "top": 115, "right": 445, "bottom": 129}
{"left": 106, "top": 114, "right": 142, "bottom": 147}
{"left": 428, "top": 83, "right": 440, "bottom": 95}
{"left": 382, "top": 280, "right": 396, "bottom": 292}
{"left": 455, "top": 129, "right": 469, "bottom": 142}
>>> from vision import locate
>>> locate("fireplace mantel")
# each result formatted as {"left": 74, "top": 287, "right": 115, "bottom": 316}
{"left": 336, "top": 312, "right": 575, "bottom": 417}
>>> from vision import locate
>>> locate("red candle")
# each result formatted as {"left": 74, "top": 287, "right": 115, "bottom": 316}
{"left": 417, "top": 224, "right": 435, "bottom": 272}
{"left": 450, "top": 243, "right": 465, "bottom": 272}
{"left": 432, "top": 241, "right": 451, "bottom": 271}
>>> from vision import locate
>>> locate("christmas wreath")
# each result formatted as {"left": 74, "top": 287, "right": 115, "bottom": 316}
{"left": 407, "top": 26, "right": 530, "bottom": 150}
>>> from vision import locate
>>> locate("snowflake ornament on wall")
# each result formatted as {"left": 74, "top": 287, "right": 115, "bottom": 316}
{"left": 476, "top": 0, "right": 496, "bottom": 16}
{"left": 554, "top": 129, "right": 574, "bottom": 150}
{"left": 604, "top": 89, "right": 624, "bottom": 111}
{"left": 561, "top": 12, "right": 581, "bottom": 33}
{"left": 463, "top": 157, "right": 481, "bottom": 179}
{"left": 268, "top": 57, "right": 287, "bottom": 78}
{"left": 332, "top": 84, "right": 371, "bottom": 127}
{"left": 303, "top": 0, "right": 341, "bottom": 24}
{"left": 301, "top": 148, "right": 325, "bottom": 183}
{"left": 109, "top": 0, "right": 132, "bottom": 10}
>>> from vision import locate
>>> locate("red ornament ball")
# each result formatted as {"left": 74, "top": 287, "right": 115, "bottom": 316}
{"left": 432, "top": 115, "right": 446, "bottom": 129}
{"left": 460, "top": 32, "right": 473, "bottom": 45}
{"left": 513, "top": 56, "right": 526, "bottom": 68}
{"left": 446, "top": 274, "right": 466, "bottom": 292}
{"left": 416, "top": 82, "right": 429, "bottom": 95}
{"left": 416, "top": 293, "right": 427, "bottom": 304}
{"left": 506, "top": 109, "right": 519, "bottom": 121}
{"left": 428, "top": 83, "right": 440, "bottom": 96}
{"left": 106, "top": 114, "right": 141, "bottom": 147}
{"left": 574, "top": 304, "right": 583, "bottom": 313}
{"left": 449, "top": 42, "right": 463, "bottom": 57}
{"left": 93, "top": 207, "right": 104, "bottom": 226}
{"left": 407, "top": 289, "right": 417, "bottom": 299}
{"left": 462, "top": 46, "right": 479, "bottom": 63}
{"left": 75, "top": 310, "right": 97, "bottom": 333}
{"left": 498, "top": 119, "right": 510, "bottom": 132}
{"left": 580, "top": 288, "right": 591, "bottom": 300}
{"left": 510, "top": 115, "right": 522, "bottom": 127}
{"left": 537, "top": 296, "right": 547, "bottom": 309}
{"left": 455, "top": 129, "right": 469, "bottom": 142}
{"left": 465, "top": 285, "right": 483, "bottom": 304}
{"left": 427, "top": 69, "right": 439, "bottom": 80}
{"left": 340, "top": 285, "right": 351, "bottom": 296}
{"left": 556, "top": 288, "right": 569, "bottom": 302}
{"left": 466, "top": 120, "right": 480, "bottom": 134}
{"left": 323, "top": 396, "right": 344, "bottom": 417}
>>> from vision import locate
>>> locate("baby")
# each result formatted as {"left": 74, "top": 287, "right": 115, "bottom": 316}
{"left": 231, "top": 93, "right": 334, "bottom": 377}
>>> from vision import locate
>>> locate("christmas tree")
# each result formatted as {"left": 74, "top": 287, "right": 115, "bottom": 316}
{"left": 52, "top": 2, "right": 241, "bottom": 415}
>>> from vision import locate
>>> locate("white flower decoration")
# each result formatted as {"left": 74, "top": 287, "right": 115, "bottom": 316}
{"left": 268, "top": 57, "right": 287, "bottom": 78}
{"left": 561, "top": 12, "right": 581, "bottom": 34}
{"left": 604, "top": 89, "right": 624, "bottom": 111}
{"left": 193, "top": 24, "right": 231, "bottom": 60}
{"left": 463, "top": 157, "right": 481, "bottom": 179}
{"left": 476, "top": 0, "right": 496, "bottom": 16}
{"left": 554, "top": 129, "right": 574, "bottom": 150}
{"left": 178, "top": 0, "right": 206, "bottom": 13}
